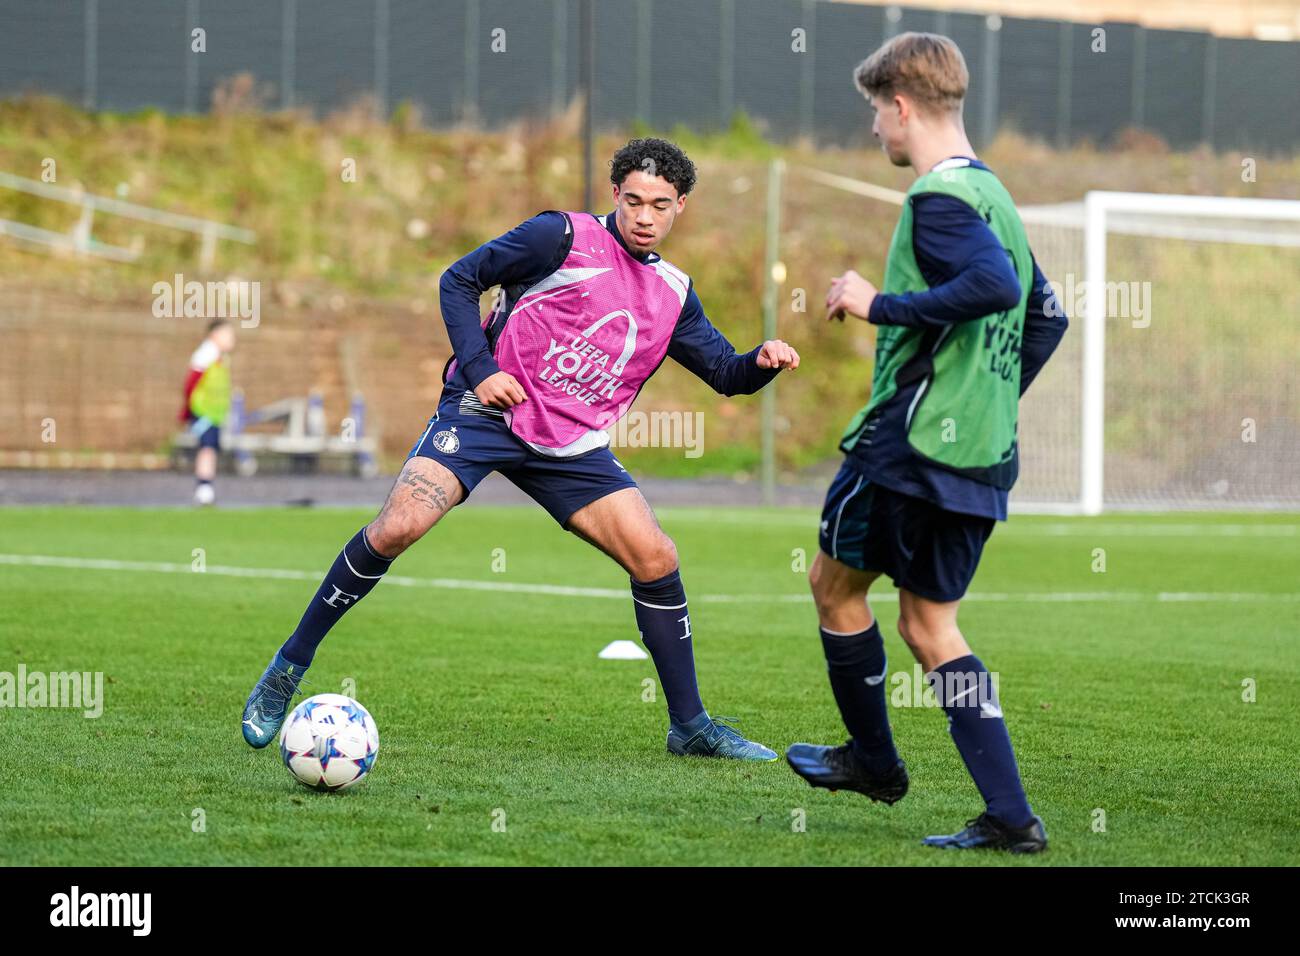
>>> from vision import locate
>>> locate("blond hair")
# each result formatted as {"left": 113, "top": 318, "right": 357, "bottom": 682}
{"left": 853, "top": 32, "right": 968, "bottom": 115}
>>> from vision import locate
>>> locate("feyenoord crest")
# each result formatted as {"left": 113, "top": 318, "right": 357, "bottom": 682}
{"left": 432, "top": 428, "right": 460, "bottom": 454}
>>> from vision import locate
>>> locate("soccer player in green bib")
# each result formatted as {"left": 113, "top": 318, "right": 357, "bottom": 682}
{"left": 785, "top": 33, "right": 1069, "bottom": 853}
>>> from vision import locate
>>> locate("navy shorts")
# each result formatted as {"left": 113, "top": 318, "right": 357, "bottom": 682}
{"left": 408, "top": 391, "right": 637, "bottom": 527}
{"left": 818, "top": 459, "right": 995, "bottom": 603}
{"left": 187, "top": 417, "right": 221, "bottom": 450}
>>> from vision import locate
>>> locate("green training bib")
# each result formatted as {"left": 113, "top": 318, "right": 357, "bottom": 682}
{"left": 840, "top": 161, "right": 1032, "bottom": 489}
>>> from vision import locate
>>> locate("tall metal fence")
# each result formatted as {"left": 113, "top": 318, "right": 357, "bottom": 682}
{"left": 1, "top": 0, "right": 1298, "bottom": 153}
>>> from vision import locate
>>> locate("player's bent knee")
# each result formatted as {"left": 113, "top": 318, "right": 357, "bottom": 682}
{"left": 632, "top": 534, "right": 679, "bottom": 582}
{"left": 813, "top": 592, "right": 864, "bottom": 630}
{"left": 808, "top": 553, "right": 827, "bottom": 595}
{"left": 649, "top": 537, "right": 680, "bottom": 580}
{"left": 897, "top": 615, "right": 916, "bottom": 649}
{"left": 809, "top": 553, "right": 855, "bottom": 609}
{"left": 897, "top": 612, "right": 943, "bottom": 656}
{"left": 366, "top": 508, "right": 441, "bottom": 558}
{"left": 364, "top": 518, "right": 414, "bottom": 559}
{"left": 808, "top": 553, "right": 844, "bottom": 607}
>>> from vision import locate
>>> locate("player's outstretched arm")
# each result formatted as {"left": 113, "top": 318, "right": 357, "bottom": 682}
{"left": 667, "top": 287, "right": 798, "bottom": 395}
{"left": 825, "top": 194, "right": 1020, "bottom": 328}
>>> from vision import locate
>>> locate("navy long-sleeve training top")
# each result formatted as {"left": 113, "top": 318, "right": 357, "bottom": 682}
{"left": 438, "top": 211, "right": 779, "bottom": 401}
{"left": 852, "top": 158, "right": 1070, "bottom": 520}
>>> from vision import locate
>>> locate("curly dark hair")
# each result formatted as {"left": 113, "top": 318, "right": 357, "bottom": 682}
{"left": 608, "top": 138, "right": 697, "bottom": 196}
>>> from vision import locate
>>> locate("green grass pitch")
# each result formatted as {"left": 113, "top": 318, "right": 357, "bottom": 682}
{"left": 1, "top": 506, "right": 1296, "bottom": 866}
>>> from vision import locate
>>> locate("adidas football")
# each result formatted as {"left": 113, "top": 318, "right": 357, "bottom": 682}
{"left": 279, "top": 693, "right": 379, "bottom": 792}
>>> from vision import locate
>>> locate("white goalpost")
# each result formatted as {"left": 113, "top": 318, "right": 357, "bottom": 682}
{"left": 778, "top": 165, "right": 1300, "bottom": 514}
{"left": 1029, "top": 191, "right": 1300, "bottom": 514}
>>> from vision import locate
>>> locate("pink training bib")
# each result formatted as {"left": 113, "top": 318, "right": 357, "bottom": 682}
{"left": 493, "top": 211, "right": 690, "bottom": 456}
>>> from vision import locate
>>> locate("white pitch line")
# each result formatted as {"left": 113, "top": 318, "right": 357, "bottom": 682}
{"left": 0, "top": 553, "right": 629, "bottom": 600}
{"left": 2, "top": 553, "right": 1299, "bottom": 605}
{"left": 651, "top": 510, "right": 1300, "bottom": 536}
{"left": 1005, "top": 523, "right": 1300, "bottom": 538}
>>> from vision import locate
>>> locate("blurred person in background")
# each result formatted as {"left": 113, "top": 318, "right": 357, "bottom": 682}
{"left": 179, "top": 319, "right": 235, "bottom": 506}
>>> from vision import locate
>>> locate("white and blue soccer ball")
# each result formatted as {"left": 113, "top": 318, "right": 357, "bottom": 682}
{"left": 278, "top": 693, "right": 379, "bottom": 792}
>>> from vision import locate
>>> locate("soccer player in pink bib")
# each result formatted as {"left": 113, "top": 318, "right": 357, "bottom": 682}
{"left": 242, "top": 138, "right": 799, "bottom": 760}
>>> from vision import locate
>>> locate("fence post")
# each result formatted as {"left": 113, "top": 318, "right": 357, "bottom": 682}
{"left": 464, "top": 0, "right": 480, "bottom": 123}
{"left": 83, "top": 0, "right": 98, "bottom": 110}
{"left": 636, "top": 0, "right": 652, "bottom": 125}
{"left": 199, "top": 224, "right": 217, "bottom": 272}
{"left": 1056, "top": 21, "right": 1073, "bottom": 149}
{"left": 1201, "top": 35, "right": 1218, "bottom": 148}
{"left": 981, "top": 15, "right": 1001, "bottom": 149}
{"left": 761, "top": 158, "right": 784, "bottom": 507}
{"left": 1130, "top": 26, "right": 1146, "bottom": 129}
{"left": 281, "top": 0, "right": 296, "bottom": 109}
{"left": 73, "top": 202, "right": 94, "bottom": 254}
{"left": 799, "top": 0, "right": 815, "bottom": 141}
{"left": 185, "top": 0, "right": 200, "bottom": 113}
{"left": 374, "top": 0, "right": 389, "bottom": 118}
{"left": 551, "top": 0, "right": 567, "bottom": 116}
{"left": 718, "top": 0, "right": 734, "bottom": 128}
{"left": 580, "top": 0, "right": 594, "bottom": 212}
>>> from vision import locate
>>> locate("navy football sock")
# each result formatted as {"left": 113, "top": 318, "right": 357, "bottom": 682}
{"left": 631, "top": 570, "right": 706, "bottom": 726}
{"left": 928, "top": 654, "right": 1034, "bottom": 828}
{"left": 820, "top": 623, "right": 901, "bottom": 775}
{"left": 279, "top": 527, "right": 394, "bottom": 668}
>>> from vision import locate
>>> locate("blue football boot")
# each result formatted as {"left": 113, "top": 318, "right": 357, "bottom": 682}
{"left": 666, "top": 712, "right": 778, "bottom": 761}
{"left": 241, "top": 650, "right": 309, "bottom": 748}
{"left": 786, "top": 741, "right": 909, "bottom": 804}
{"left": 922, "top": 812, "right": 1048, "bottom": 854}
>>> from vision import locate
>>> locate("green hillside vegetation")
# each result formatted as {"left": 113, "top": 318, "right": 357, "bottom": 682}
{"left": 1, "top": 92, "right": 1295, "bottom": 476}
